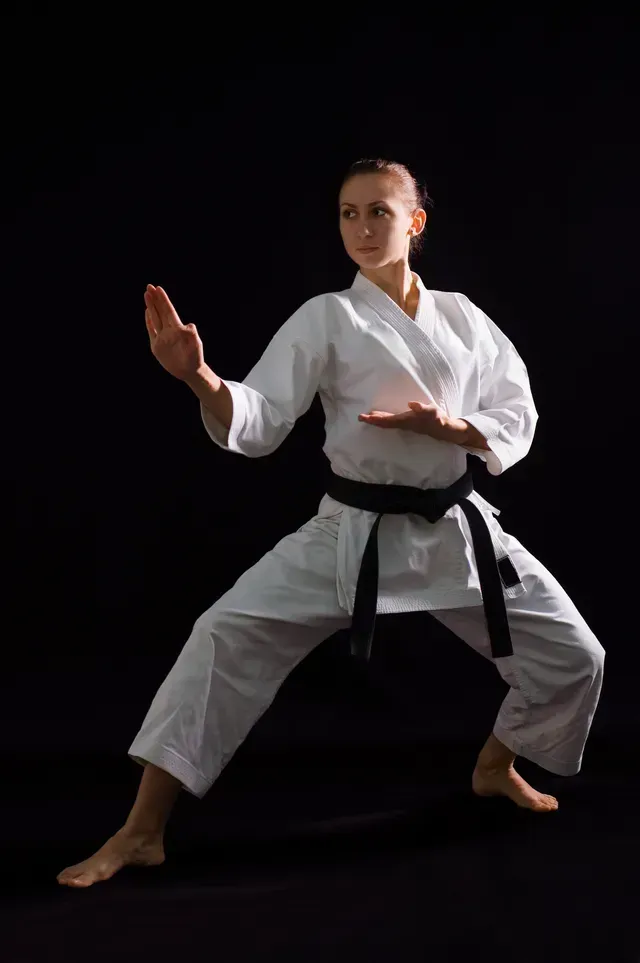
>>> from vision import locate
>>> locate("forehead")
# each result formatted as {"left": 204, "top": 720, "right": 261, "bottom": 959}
{"left": 339, "top": 172, "right": 403, "bottom": 205}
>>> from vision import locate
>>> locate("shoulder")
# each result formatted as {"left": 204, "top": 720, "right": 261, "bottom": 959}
{"left": 430, "top": 289, "right": 486, "bottom": 323}
{"left": 429, "top": 288, "right": 493, "bottom": 335}
{"left": 433, "top": 288, "right": 513, "bottom": 336}
{"left": 311, "top": 291, "right": 347, "bottom": 310}
{"left": 283, "top": 288, "right": 355, "bottom": 332}
{"left": 270, "top": 290, "right": 347, "bottom": 358}
{"left": 429, "top": 289, "right": 505, "bottom": 365}
{"left": 307, "top": 287, "right": 357, "bottom": 312}
{"left": 286, "top": 289, "right": 351, "bottom": 319}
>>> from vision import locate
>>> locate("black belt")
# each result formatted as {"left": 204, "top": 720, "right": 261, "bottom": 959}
{"left": 325, "top": 466, "right": 521, "bottom": 664}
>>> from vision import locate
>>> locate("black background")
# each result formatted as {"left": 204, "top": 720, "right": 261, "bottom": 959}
{"left": 4, "top": 12, "right": 638, "bottom": 962}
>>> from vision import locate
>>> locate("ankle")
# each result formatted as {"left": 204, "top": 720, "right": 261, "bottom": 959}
{"left": 119, "top": 823, "right": 164, "bottom": 842}
{"left": 474, "top": 761, "right": 515, "bottom": 776}
{"left": 475, "top": 733, "right": 517, "bottom": 774}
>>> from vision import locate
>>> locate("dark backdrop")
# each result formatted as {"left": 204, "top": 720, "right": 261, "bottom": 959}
{"left": 4, "top": 13, "right": 638, "bottom": 962}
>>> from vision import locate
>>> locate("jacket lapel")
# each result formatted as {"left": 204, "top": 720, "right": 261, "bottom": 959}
{"left": 351, "top": 272, "right": 461, "bottom": 417}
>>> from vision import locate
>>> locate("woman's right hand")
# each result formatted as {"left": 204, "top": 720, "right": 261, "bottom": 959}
{"left": 144, "top": 284, "right": 205, "bottom": 381}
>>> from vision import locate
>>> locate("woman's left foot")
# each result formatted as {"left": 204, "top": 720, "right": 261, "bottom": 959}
{"left": 472, "top": 764, "right": 559, "bottom": 812}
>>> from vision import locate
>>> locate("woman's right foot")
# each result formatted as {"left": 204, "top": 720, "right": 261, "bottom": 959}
{"left": 56, "top": 828, "right": 165, "bottom": 888}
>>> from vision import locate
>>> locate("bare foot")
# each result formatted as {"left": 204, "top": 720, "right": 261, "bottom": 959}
{"left": 56, "top": 828, "right": 166, "bottom": 888}
{"left": 472, "top": 765, "right": 559, "bottom": 813}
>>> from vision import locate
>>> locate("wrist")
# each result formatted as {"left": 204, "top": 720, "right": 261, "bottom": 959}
{"left": 186, "top": 365, "right": 233, "bottom": 430}
{"left": 446, "top": 417, "right": 470, "bottom": 442}
{"left": 449, "top": 417, "right": 490, "bottom": 450}
{"left": 184, "top": 364, "right": 217, "bottom": 390}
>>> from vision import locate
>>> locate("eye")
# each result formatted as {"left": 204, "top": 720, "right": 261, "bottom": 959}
{"left": 341, "top": 210, "right": 356, "bottom": 219}
{"left": 373, "top": 207, "right": 388, "bottom": 217}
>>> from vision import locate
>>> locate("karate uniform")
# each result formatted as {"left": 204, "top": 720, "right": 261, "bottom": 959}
{"left": 128, "top": 272, "right": 604, "bottom": 798}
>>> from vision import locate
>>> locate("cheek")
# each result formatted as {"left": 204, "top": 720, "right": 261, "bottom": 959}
{"left": 391, "top": 220, "right": 408, "bottom": 245}
{"left": 340, "top": 220, "right": 355, "bottom": 242}
{"left": 376, "top": 220, "right": 395, "bottom": 243}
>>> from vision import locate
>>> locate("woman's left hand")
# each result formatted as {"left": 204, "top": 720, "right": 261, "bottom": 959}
{"left": 358, "top": 401, "right": 464, "bottom": 444}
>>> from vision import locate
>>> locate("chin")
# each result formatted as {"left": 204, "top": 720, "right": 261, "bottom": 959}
{"left": 352, "top": 249, "right": 388, "bottom": 270}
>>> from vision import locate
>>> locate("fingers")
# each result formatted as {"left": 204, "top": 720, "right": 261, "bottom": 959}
{"left": 144, "top": 291, "right": 163, "bottom": 333}
{"left": 359, "top": 410, "right": 415, "bottom": 429}
{"left": 145, "top": 308, "right": 157, "bottom": 339}
{"left": 154, "top": 286, "right": 184, "bottom": 328}
{"left": 369, "top": 411, "right": 412, "bottom": 421}
{"left": 144, "top": 284, "right": 183, "bottom": 333}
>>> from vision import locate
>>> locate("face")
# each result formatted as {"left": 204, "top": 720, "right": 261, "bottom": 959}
{"left": 339, "top": 173, "right": 426, "bottom": 270}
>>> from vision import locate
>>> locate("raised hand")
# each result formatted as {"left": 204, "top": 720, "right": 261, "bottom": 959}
{"left": 144, "top": 285, "right": 205, "bottom": 381}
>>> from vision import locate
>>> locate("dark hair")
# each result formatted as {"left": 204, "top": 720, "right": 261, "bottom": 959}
{"left": 340, "top": 158, "right": 434, "bottom": 257}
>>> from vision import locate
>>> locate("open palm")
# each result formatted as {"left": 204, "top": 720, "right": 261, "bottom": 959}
{"left": 144, "top": 285, "right": 204, "bottom": 381}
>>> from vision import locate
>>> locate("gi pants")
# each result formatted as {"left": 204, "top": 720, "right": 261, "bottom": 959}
{"left": 128, "top": 516, "right": 604, "bottom": 798}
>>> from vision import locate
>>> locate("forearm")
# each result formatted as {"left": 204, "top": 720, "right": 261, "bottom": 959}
{"left": 184, "top": 364, "right": 234, "bottom": 430}
{"left": 449, "top": 417, "right": 491, "bottom": 450}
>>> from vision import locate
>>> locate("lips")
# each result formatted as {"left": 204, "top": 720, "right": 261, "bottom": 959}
{"left": 357, "top": 246, "right": 379, "bottom": 252}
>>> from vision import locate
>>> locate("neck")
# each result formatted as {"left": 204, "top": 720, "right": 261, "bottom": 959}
{"left": 360, "top": 259, "right": 416, "bottom": 312}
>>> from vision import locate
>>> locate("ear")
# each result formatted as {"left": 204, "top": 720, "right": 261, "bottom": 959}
{"left": 411, "top": 208, "right": 427, "bottom": 237}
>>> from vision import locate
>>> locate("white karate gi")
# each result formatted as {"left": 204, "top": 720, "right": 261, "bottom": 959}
{"left": 129, "top": 272, "right": 604, "bottom": 798}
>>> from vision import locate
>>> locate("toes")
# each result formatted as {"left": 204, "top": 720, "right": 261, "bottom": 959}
{"left": 57, "top": 871, "right": 88, "bottom": 886}
{"left": 68, "top": 875, "right": 90, "bottom": 886}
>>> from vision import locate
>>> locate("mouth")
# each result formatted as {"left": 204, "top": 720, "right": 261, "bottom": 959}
{"left": 356, "top": 246, "right": 379, "bottom": 253}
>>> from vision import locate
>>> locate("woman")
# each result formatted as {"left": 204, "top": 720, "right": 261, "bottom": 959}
{"left": 57, "top": 159, "right": 604, "bottom": 888}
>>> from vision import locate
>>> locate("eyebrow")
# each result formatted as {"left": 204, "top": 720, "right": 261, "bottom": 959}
{"left": 339, "top": 200, "right": 387, "bottom": 208}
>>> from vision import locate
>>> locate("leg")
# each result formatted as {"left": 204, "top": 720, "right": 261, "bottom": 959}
{"left": 57, "top": 762, "right": 177, "bottom": 887}
{"left": 58, "top": 514, "right": 349, "bottom": 887}
{"left": 430, "top": 529, "right": 605, "bottom": 811}
{"left": 122, "top": 760, "right": 183, "bottom": 836}
{"left": 127, "top": 514, "right": 350, "bottom": 798}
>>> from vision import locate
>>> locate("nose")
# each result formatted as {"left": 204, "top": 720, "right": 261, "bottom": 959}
{"left": 356, "top": 222, "right": 373, "bottom": 239}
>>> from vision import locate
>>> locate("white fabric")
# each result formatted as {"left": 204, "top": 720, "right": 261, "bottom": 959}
{"left": 201, "top": 272, "right": 536, "bottom": 615}
{"left": 429, "top": 526, "right": 605, "bottom": 778}
{"left": 128, "top": 271, "right": 604, "bottom": 797}
{"left": 128, "top": 514, "right": 604, "bottom": 798}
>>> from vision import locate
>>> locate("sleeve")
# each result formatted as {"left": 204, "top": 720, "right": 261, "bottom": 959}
{"left": 200, "top": 296, "right": 329, "bottom": 458}
{"left": 458, "top": 306, "right": 539, "bottom": 476}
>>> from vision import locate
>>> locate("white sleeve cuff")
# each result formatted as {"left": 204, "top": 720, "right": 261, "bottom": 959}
{"left": 460, "top": 414, "right": 505, "bottom": 476}
{"left": 199, "top": 381, "right": 247, "bottom": 454}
